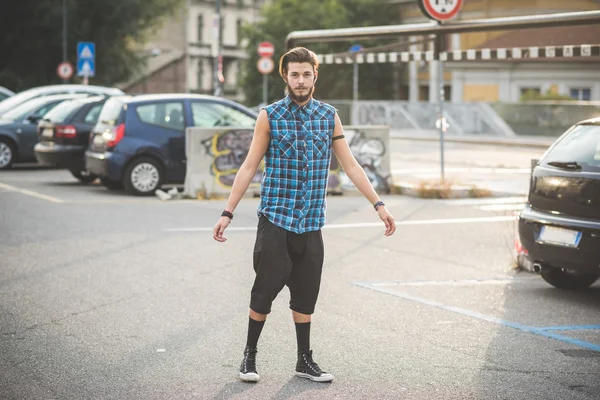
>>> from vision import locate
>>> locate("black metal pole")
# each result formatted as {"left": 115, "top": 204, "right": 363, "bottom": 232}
{"left": 62, "top": 0, "right": 67, "bottom": 83}
{"left": 213, "top": 0, "right": 222, "bottom": 96}
{"left": 435, "top": 33, "right": 445, "bottom": 183}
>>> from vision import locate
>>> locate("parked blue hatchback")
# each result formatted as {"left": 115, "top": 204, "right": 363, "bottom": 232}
{"left": 85, "top": 94, "right": 257, "bottom": 195}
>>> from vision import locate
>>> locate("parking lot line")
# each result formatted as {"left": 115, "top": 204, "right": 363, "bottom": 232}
{"left": 0, "top": 182, "right": 64, "bottom": 203}
{"left": 536, "top": 325, "right": 600, "bottom": 331}
{"left": 164, "top": 215, "right": 515, "bottom": 232}
{"left": 354, "top": 281, "right": 600, "bottom": 353}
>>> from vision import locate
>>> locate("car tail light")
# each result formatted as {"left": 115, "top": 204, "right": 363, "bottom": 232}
{"left": 513, "top": 214, "right": 528, "bottom": 256}
{"left": 105, "top": 123, "right": 125, "bottom": 148}
{"left": 56, "top": 125, "right": 77, "bottom": 138}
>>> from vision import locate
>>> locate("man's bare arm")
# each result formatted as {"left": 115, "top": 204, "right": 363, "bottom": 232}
{"left": 331, "top": 112, "right": 396, "bottom": 236}
{"left": 331, "top": 113, "right": 380, "bottom": 204}
{"left": 224, "top": 109, "right": 270, "bottom": 213}
{"left": 213, "top": 110, "right": 269, "bottom": 242}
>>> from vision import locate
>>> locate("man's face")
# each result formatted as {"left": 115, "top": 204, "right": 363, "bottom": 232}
{"left": 285, "top": 62, "right": 316, "bottom": 103}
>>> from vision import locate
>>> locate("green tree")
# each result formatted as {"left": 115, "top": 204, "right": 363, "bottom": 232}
{"left": 240, "top": 0, "right": 401, "bottom": 105}
{"left": 0, "top": 0, "right": 183, "bottom": 92}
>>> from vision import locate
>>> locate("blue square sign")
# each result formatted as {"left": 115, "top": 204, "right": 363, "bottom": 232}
{"left": 77, "top": 60, "right": 95, "bottom": 77}
{"left": 77, "top": 42, "right": 95, "bottom": 77}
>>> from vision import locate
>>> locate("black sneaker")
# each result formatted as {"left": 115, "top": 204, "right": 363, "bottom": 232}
{"left": 295, "top": 350, "right": 334, "bottom": 382}
{"left": 239, "top": 346, "right": 259, "bottom": 382}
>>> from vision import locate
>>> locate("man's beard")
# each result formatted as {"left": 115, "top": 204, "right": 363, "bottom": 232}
{"left": 287, "top": 82, "right": 314, "bottom": 103}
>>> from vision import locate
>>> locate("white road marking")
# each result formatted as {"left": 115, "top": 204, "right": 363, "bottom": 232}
{"left": 479, "top": 204, "right": 525, "bottom": 212}
{"left": 370, "top": 277, "right": 537, "bottom": 287}
{"left": 0, "top": 182, "right": 64, "bottom": 203}
{"left": 164, "top": 215, "right": 515, "bottom": 232}
{"left": 445, "top": 196, "right": 527, "bottom": 206}
{"left": 392, "top": 167, "right": 531, "bottom": 174}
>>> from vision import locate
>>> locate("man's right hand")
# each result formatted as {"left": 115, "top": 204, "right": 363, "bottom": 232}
{"left": 213, "top": 216, "right": 232, "bottom": 242}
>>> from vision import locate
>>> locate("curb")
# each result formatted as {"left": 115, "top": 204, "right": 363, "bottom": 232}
{"left": 391, "top": 181, "right": 525, "bottom": 199}
{"left": 390, "top": 133, "right": 554, "bottom": 149}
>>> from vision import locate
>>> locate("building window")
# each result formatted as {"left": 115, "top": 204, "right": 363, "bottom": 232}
{"left": 197, "top": 14, "right": 203, "bottom": 43}
{"left": 197, "top": 60, "right": 204, "bottom": 90}
{"left": 570, "top": 88, "right": 591, "bottom": 101}
{"left": 236, "top": 19, "right": 242, "bottom": 45}
{"left": 520, "top": 87, "right": 541, "bottom": 97}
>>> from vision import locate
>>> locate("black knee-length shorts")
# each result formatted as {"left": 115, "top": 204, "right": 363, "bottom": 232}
{"left": 250, "top": 215, "right": 324, "bottom": 315}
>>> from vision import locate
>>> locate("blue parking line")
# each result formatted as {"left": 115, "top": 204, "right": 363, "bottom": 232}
{"left": 535, "top": 325, "right": 600, "bottom": 331}
{"left": 354, "top": 282, "right": 600, "bottom": 353}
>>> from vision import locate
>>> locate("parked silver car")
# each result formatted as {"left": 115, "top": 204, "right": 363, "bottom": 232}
{"left": 0, "top": 84, "right": 123, "bottom": 118}
{"left": 0, "top": 86, "right": 14, "bottom": 102}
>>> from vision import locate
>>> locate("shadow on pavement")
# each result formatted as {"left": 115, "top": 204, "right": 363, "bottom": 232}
{"left": 211, "top": 380, "right": 255, "bottom": 400}
{"left": 474, "top": 278, "right": 600, "bottom": 399}
{"left": 269, "top": 376, "right": 332, "bottom": 400}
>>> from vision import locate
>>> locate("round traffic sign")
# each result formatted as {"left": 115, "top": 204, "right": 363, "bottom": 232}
{"left": 257, "top": 41, "right": 275, "bottom": 58}
{"left": 57, "top": 61, "right": 73, "bottom": 80}
{"left": 419, "top": 0, "right": 463, "bottom": 22}
{"left": 257, "top": 57, "right": 274, "bottom": 75}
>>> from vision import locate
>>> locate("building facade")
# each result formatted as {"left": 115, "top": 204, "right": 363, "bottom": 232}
{"left": 123, "top": 0, "right": 268, "bottom": 102}
{"left": 395, "top": 0, "right": 600, "bottom": 103}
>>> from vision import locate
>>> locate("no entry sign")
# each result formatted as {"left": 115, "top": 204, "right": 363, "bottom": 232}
{"left": 257, "top": 41, "right": 275, "bottom": 58}
{"left": 419, "top": 0, "right": 463, "bottom": 22}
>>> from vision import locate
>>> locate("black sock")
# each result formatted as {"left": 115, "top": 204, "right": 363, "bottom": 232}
{"left": 295, "top": 322, "right": 311, "bottom": 354}
{"left": 246, "top": 317, "right": 265, "bottom": 348}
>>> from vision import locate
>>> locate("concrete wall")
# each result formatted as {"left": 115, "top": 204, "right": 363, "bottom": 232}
{"left": 183, "top": 126, "right": 391, "bottom": 199}
{"left": 490, "top": 102, "right": 600, "bottom": 136}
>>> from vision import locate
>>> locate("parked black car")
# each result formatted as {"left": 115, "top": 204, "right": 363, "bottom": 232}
{"left": 0, "top": 94, "right": 88, "bottom": 169}
{"left": 85, "top": 94, "right": 257, "bottom": 195}
{"left": 34, "top": 96, "right": 108, "bottom": 182}
{"left": 519, "top": 117, "right": 600, "bottom": 289}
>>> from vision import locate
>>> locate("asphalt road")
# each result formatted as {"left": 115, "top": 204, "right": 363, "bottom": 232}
{"left": 1, "top": 166, "right": 599, "bottom": 400}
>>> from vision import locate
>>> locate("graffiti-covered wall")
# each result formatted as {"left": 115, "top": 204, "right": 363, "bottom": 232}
{"left": 184, "top": 126, "right": 390, "bottom": 199}
{"left": 327, "top": 127, "right": 391, "bottom": 194}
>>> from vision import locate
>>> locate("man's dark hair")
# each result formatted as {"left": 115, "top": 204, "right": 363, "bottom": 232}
{"left": 278, "top": 47, "right": 319, "bottom": 78}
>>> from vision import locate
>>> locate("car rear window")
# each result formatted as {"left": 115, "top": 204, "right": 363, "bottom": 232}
{"left": 98, "top": 97, "right": 130, "bottom": 126}
{"left": 43, "top": 100, "right": 82, "bottom": 123}
{"left": 543, "top": 124, "right": 600, "bottom": 172}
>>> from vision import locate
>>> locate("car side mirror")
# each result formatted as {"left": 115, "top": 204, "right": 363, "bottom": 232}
{"left": 26, "top": 114, "right": 41, "bottom": 124}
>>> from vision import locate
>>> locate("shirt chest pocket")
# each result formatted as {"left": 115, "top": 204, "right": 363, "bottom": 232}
{"left": 276, "top": 131, "right": 297, "bottom": 159}
{"left": 312, "top": 130, "right": 330, "bottom": 158}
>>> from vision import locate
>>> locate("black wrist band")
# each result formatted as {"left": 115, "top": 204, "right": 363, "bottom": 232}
{"left": 221, "top": 210, "right": 234, "bottom": 219}
{"left": 373, "top": 201, "right": 385, "bottom": 211}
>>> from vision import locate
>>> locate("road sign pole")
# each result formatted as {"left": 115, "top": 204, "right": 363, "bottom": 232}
{"left": 436, "top": 33, "right": 445, "bottom": 183}
{"left": 353, "top": 62, "right": 359, "bottom": 102}
{"left": 348, "top": 44, "right": 363, "bottom": 103}
{"left": 263, "top": 74, "right": 268, "bottom": 106}
{"left": 62, "top": 0, "right": 67, "bottom": 84}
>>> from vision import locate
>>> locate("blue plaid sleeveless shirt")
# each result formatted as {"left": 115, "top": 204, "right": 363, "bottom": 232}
{"left": 258, "top": 95, "right": 336, "bottom": 234}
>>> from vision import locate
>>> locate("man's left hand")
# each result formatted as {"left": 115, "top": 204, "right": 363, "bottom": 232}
{"left": 377, "top": 206, "right": 396, "bottom": 236}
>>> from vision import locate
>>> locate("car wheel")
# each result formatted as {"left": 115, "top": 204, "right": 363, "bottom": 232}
{"left": 0, "top": 138, "right": 15, "bottom": 170}
{"left": 540, "top": 268, "right": 600, "bottom": 290}
{"left": 69, "top": 169, "right": 98, "bottom": 184}
{"left": 124, "top": 156, "right": 163, "bottom": 196}
{"left": 100, "top": 177, "right": 124, "bottom": 191}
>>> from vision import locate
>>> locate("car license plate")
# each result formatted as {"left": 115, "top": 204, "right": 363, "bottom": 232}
{"left": 537, "top": 226, "right": 582, "bottom": 248}
{"left": 42, "top": 128, "right": 53, "bottom": 139}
